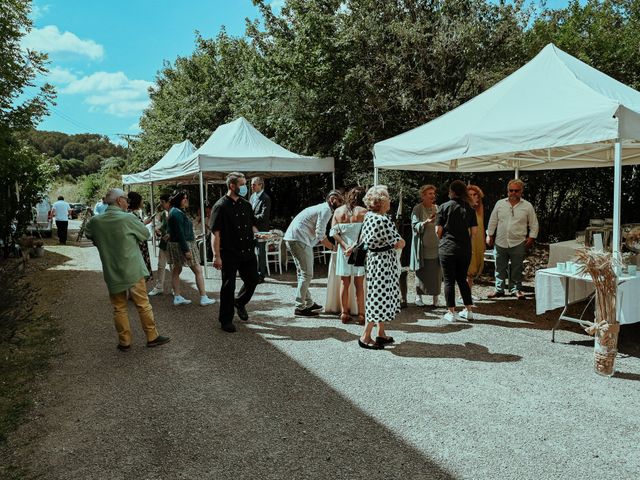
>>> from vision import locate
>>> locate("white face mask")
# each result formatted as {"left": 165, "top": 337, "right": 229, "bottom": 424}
{"left": 237, "top": 184, "right": 248, "bottom": 197}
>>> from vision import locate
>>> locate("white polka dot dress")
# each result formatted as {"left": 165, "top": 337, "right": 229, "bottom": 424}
{"left": 361, "top": 212, "right": 402, "bottom": 323}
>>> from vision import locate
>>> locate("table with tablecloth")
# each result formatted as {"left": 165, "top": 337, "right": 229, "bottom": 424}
{"left": 535, "top": 267, "right": 640, "bottom": 326}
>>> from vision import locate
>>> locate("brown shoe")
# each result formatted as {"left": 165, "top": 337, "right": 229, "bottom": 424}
{"left": 487, "top": 291, "right": 505, "bottom": 299}
{"left": 515, "top": 291, "right": 526, "bottom": 300}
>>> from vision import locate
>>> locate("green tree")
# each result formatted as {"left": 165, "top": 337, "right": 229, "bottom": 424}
{"left": 0, "top": 0, "right": 56, "bottom": 250}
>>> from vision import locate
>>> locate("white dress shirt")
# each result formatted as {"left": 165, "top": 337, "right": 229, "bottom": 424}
{"left": 487, "top": 198, "right": 539, "bottom": 248}
{"left": 52, "top": 200, "right": 71, "bottom": 221}
{"left": 284, "top": 202, "right": 332, "bottom": 247}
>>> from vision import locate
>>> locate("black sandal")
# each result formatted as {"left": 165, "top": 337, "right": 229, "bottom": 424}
{"left": 375, "top": 336, "right": 394, "bottom": 345}
{"left": 358, "top": 339, "right": 384, "bottom": 350}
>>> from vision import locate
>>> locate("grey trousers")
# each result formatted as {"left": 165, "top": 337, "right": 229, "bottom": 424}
{"left": 494, "top": 242, "right": 526, "bottom": 293}
{"left": 286, "top": 240, "right": 314, "bottom": 309}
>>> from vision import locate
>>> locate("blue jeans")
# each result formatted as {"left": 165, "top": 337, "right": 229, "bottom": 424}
{"left": 494, "top": 242, "right": 526, "bottom": 293}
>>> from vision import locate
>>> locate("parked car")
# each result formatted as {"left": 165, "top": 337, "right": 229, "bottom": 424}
{"left": 69, "top": 203, "right": 87, "bottom": 219}
{"left": 27, "top": 198, "right": 53, "bottom": 237}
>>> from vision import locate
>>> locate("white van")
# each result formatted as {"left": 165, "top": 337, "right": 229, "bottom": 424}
{"left": 27, "top": 198, "right": 53, "bottom": 236}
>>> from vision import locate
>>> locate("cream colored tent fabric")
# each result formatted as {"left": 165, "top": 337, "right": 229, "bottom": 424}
{"left": 123, "top": 117, "right": 334, "bottom": 185}
{"left": 374, "top": 44, "right": 640, "bottom": 172}
{"left": 122, "top": 140, "right": 196, "bottom": 185}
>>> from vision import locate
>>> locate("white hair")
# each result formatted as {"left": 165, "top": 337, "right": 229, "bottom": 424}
{"left": 105, "top": 188, "right": 126, "bottom": 205}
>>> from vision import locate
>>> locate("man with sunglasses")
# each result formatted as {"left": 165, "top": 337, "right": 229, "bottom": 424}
{"left": 485, "top": 179, "right": 539, "bottom": 300}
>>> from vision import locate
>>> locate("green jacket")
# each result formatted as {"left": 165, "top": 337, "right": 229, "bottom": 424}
{"left": 85, "top": 205, "right": 150, "bottom": 294}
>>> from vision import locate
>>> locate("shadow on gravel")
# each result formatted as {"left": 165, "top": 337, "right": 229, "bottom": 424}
{"left": 8, "top": 268, "right": 456, "bottom": 480}
{"left": 385, "top": 341, "right": 521, "bottom": 362}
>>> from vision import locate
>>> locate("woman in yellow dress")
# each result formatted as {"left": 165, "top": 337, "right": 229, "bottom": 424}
{"left": 466, "top": 185, "right": 485, "bottom": 300}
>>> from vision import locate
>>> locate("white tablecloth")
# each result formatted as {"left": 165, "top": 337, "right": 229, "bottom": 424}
{"left": 547, "top": 240, "right": 583, "bottom": 267}
{"left": 535, "top": 267, "right": 640, "bottom": 324}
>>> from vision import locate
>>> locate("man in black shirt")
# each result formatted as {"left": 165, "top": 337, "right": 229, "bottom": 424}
{"left": 210, "top": 172, "right": 260, "bottom": 333}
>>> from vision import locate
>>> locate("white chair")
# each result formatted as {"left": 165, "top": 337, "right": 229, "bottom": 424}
{"left": 266, "top": 230, "right": 284, "bottom": 275}
{"left": 313, "top": 244, "right": 327, "bottom": 264}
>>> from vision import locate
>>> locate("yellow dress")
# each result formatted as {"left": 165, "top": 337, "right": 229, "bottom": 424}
{"left": 468, "top": 209, "right": 485, "bottom": 278}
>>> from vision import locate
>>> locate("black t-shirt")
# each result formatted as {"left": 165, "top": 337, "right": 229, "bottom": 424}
{"left": 436, "top": 198, "right": 477, "bottom": 256}
{"left": 209, "top": 195, "right": 257, "bottom": 260}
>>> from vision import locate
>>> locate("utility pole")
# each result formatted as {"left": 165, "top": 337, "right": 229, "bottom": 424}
{"left": 116, "top": 133, "right": 139, "bottom": 149}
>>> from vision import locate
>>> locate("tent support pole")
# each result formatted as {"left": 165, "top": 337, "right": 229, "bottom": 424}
{"left": 514, "top": 167, "right": 520, "bottom": 179}
{"left": 331, "top": 172, "right": 335, "bottom": 189}
{"left": 374, "top": 168, "right": 379, "bottom": 186}
{"left": 150, "top": 182, "right": 157, "bottom": 257}
{"left": 199, "top": 172, "right": 209, "bottom": 279}
{"left": 613, "top": 141, "right": 622, "bottom": 256}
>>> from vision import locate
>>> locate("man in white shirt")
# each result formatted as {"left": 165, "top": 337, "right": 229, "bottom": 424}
{"left": 51, "top": 195, "right": 71, "bottom": 245}
{"left": 284, "top": 190, "right": 344, "bottom": 316}
{"left": 486, "top": 179, "right": 539, "bottom": 299}
{"left": 94, "top": 197, "right": 107, "bottom": 215}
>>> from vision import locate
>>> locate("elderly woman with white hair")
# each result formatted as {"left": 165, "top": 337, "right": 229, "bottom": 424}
{"left": 348, "top": 185, "right": 405, "bottom": 349}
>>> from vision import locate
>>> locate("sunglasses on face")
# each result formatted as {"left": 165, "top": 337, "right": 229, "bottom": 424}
{"left": 509, "top": 189, "right": 521, "bottom": 193}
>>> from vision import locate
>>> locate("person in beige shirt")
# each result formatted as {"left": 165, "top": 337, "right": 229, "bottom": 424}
{"left": 485, "top": 179, "right": 539, "bottom": 299}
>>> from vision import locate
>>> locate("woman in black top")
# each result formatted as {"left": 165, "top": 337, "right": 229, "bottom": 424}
{"left": 436, "top": 180, "right": 478, "bottom": 322}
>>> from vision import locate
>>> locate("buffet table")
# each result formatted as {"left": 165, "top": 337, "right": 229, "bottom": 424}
{"left": 535, "top": 267, "right": 640, "bottom": 341}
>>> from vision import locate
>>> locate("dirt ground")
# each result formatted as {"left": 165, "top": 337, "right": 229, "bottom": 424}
{"left": 2, "top": 232, "right": 639, "bottom": 479}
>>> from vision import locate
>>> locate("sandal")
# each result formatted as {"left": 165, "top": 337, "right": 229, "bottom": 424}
{"left": 340, "top": 313, "right": 351, "bottom": 324}
{"left": 357, "top": 314, "right": 365, "bottom": 325}
{"left": 358, "top": 339, "right": 384, "bottom": 350}
{"left": 375, "top": 336, "right": 394, "bottom": 345}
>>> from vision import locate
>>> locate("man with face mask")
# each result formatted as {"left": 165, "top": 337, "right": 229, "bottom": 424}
{"left": 210, "top": 172, "right": 259, "bottom": 333}
{"left": 284, "top": 190, "right": 344, "bottom": 316}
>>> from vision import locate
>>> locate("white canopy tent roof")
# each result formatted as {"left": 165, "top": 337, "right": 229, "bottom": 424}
{"left": 122, "top": 140, "right": 196, "bottom": 185}
{"left": 374, "top": 43, "right": 640, "bottom": 173}
{"left": 122, "top": 117, "right": 334, "bottom": 185}
{"left": 373, "top": 43, "right": 640, "bottom": 253}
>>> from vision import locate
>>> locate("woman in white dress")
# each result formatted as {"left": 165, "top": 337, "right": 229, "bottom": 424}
{"left": 330, "top": 187, "right": 367, "bottom": 324}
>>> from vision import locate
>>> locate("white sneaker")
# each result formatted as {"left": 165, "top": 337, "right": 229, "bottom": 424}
{"left": 173, "top": 295, "right": 192, "bottom": 306}
{"left": 443, "top": 311, "right": 458, "bottom": 322}
{"left": 459, "top": 309, "right": 474, "bottom": 321}
{"left": 148, "top": 287, "right": 162, "bottom": 297}
{"left": 200, "top": 296, "right": 216, "bottom": 306}
{"left": 415, "top": 297, "right": 425, "bottom": 307}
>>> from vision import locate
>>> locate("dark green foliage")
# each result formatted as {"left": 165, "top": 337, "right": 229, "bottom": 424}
{"left": 0, "top": 0, "right": 56, "bottom": 248}
{"left": 131, "top": 0, "right": 640, "bottom": 240}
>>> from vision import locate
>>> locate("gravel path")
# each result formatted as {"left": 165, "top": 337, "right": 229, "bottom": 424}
{"left": 3, "top": 243, "right": 640, "bottom": 479}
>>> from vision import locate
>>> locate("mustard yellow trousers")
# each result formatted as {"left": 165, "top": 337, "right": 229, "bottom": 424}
{"left": 108, "top": 278, "right": 158, "bottom": 346}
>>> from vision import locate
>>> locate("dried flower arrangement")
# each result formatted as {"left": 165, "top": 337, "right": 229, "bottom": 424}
{"left": 626, "top": 226, "right": 640, "bottom": 244}
{"left": 575, "top": 248, "right": 620, "bottom": 376}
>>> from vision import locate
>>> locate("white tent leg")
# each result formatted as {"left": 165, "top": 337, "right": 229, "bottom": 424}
{"left": 374, "top": 168, "right": 379, "bottom": 186}
{"left": 198, "top": 172, "right": 209, "bottom": 279}
{"left": 331, "top": 172, "right": 335, "bottom": 189}
{"left": 514, "top": 167, "right": 520, "bottom": 179}
{"left": 150, "top": 182, "right": 157, "bottom": 256}
{"left": 612, "top": 142, "right": 622, "bottom": 256}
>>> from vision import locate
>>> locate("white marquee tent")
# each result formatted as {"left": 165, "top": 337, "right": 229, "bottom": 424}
{"left": 122, "top": 117, "right": 335, "bottom": 275}
{"left": 123, "top": 116, "right": 334, "bottom": 185}
{"left": 122, "top": 140, "right": 196, "bottom": 185}
{"left": 373, "top": 43, "right": 640, "bottom": 253}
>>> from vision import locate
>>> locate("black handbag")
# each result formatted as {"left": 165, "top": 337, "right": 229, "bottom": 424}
{"left": 347, "top": 241, "right": 367, "bottom": 267}
{"left": 347, "top": 226, "right": 367, "bottom": 267}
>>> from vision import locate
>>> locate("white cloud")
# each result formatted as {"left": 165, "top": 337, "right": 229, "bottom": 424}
{"left": 22, "top": 25, "right": 104, "bottom": 60}
{"left": 47, "top": 66, "right": 77, "bottom": 84}
{"left": 62, "top": 71, "right": 153, "bottom": 118}
{"left": 31, "top": 4, "right": 50, "bottom": 20}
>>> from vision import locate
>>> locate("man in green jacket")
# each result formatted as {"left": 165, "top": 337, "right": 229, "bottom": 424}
{"left": 85, "top": 188, "right": 170, "bottom": 351}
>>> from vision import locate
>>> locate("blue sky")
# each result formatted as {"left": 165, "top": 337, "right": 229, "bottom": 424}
{"left": 25, "top": 0, "right": 570, "bottom": 144}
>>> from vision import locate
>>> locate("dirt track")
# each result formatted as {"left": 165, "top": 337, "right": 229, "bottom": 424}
{"left": 2, "top": 240, "right": 640, "bottom": 479}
